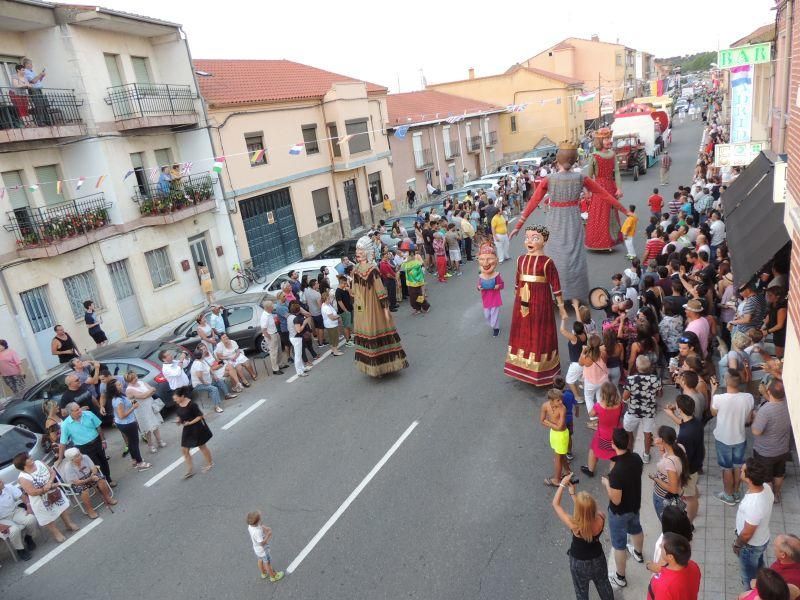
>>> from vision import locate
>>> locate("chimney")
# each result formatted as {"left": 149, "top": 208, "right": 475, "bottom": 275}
{"left": 591, "top": 34, "right": 599, "bottom": 42}
{"left": 468, "top": 67, "right": 475, "bottom": 80}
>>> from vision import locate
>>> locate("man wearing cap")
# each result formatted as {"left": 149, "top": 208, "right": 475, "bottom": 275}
{"left": 685, "top": 299, "right": 710, "bottom": 357}
{"left": 731, "top": 282, "right": 766, "bottom": 337}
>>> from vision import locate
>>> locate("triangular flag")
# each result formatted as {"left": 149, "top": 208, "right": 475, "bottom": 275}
{"left": 76, "top": 177, "right": 85, "bottom": 190}
{"left": 336, "top": 134, "right": 354, "bottom": 146}
{"left": 28, "top": 184, "right": 38, "bottom": 192}
{"left": 148, "top": 167, "right": 160, "bottom": 183}
{"left": 212, "top": 159, "right": 224, "bottom": 173}
{"left": 95, "top": 175, "right": 105, "bottom": 189}
{"left": 123, "top": 169, "right": 134, "bottom": 181}
{"left": 250, "top": 149, "right": 266, "bottom": 164}
{"left": 180, "top": 162, "right": 193, "bottom": 176}
{"left": 0, "top": 188, "right": 5, "bottom": 200}
{"left": 394, "top": 125, "right": 409, "bottom": 139}
{"left": 289, "top": 143, "right": 304, "bottom": 155}
{"left": 56, "top": 180, "right": 62, "bottom": 195}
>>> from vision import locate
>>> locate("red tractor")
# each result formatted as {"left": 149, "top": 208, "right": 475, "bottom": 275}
{"left": 613, "top": 134, "right": 648, "bottom": 181}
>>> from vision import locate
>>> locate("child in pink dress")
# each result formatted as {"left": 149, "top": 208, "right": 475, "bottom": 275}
{"left": 476, "top": 242, "right": 504, "bottom": 336}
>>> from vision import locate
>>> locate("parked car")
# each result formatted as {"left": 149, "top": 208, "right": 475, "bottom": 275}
{"left": 0, "top": 424, "right": 50, "bottom": 484}
{"left": 462, "top": 178, "right": 500, "bottom": 193}
{"left": 496, "top": 158, "right": 542, "bottom": 173}
{"left": 0, "top": 340, "right": 190, "bottom": 433}
{"left": 263, "top": 258, "right": 341, "bottom": 295}
{"left": 158, "top": 292, "right": 275, "bottom": 355}
{"left": 302, "top": 238, "right": 359, "bottom": 261}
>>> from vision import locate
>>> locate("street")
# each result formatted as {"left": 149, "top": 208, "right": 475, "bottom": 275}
{"left": 2, "top": 118, "right": 704, "bottom": 600}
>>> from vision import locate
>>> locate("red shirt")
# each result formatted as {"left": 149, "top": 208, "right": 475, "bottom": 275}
{"left": 771, "top": 560, "right": 800, "bottom": 588}
{"left": 647, "top": 561, "right": 701, "bottom": 600}
{"left": 378, "top": 259, "right": 396, "bottom": 280}
{"left": 648, "top": 194, "right": 664, "bottom": 213}
{"left": 644, "top": 238, "right": 666, "bottom": 262}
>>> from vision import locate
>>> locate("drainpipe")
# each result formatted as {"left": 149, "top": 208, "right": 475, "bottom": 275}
{"left": 0, "top": 262, "right": 46, "bottom": 379}
{"left": 320, "top": 101, "right": 346, "bottom": 238}
{"left": 778, "top": 0, "right": 793, "bottom": 153}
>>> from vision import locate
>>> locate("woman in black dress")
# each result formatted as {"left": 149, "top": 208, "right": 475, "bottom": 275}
{"left": 173, "top": 386, "right": 213, "bottom": 478}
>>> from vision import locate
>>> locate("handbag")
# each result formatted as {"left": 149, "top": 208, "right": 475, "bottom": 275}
{"left": 152, "top": 398, "right": 165, "bottom": 414}
{"left": 663, "top": 493, "right": 687, "bottom": 514}
{"left": 45, "top": 488, "right": 61, "bottom": 505}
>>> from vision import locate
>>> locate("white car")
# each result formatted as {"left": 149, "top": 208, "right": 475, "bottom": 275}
{"left": 463, "top": 177, "right": 501, "bottom": 192}
{"left": 263, "top": 258, "right": 341, "bottom": 294}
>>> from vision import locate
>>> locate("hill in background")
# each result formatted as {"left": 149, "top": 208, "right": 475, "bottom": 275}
{"left": 656, "top": 51, "right": 716, "bottom": 73}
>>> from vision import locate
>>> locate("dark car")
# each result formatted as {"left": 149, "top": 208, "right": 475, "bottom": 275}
{"left": 0, "top": 340, "right": 189, "bottom": 433}
{"left": 302, "top": 238, "right": 359, "bottom": 261}
{"left": 158, "top": 292, "right": 274, "bottom": 355}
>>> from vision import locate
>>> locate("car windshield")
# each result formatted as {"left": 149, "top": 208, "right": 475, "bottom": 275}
{"left": 0, "top": 428, "right": 38, "bottom": 468}
{"left": 145, "top": 343, "right": 184, "bottom": 363}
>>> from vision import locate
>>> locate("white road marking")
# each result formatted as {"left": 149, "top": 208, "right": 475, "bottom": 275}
{"left": 143, "top": 448, "right": 199, "bottom": 487}
{"left": 286, "top": 419, "right": 419, "bottom": 574}
{"left": 221, "top": 398, "right": 267, "bottom": 430}
{"left": 24, "top": 517, "right": 103, "bottom": 575}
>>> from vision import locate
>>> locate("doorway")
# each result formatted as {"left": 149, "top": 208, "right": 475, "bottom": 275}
{"left": 343, "top": 179, "right": 362, "bottom": 230}
{"left": 107, "top": 259, "right": 145, "bottom": 334}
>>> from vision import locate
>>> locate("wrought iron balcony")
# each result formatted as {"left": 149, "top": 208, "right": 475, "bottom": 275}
{"left": 132, "top": 172, "right": 215, "bottom": 216}
{"left": 106, "top": 83, "right": 197, "bottom": 124}
{"left": 5, "top": 194, "right": 112, "bottom": 248}
{"left": 0, "top": 87, "right": 84, "bottom": 139}
{"left": 445, "top": 141, "right": 460, "bottom": 159}
{"left": 468, "top": 136, "right": 482, "bottom": 152}
{"left": 485, "top": 131, "right": 498, "bottom": 146}
{"left": 413, "top": 148, "right": 434, "bottom": 170}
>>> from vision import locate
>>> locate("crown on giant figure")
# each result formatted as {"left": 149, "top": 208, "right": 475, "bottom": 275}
{"left": 557, "top": 140, "right": 579, "bottom": 150}
{"left": 593, "top": 127, "right": 613, "bottom": 139}
{"left": 478, "top": 242, "right": 497, "bottom": 256}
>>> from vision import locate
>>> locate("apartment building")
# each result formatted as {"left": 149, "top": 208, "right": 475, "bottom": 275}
{"left": 386, "top": 90, "right": 504, "bottom": 196}
{"left": 519, "top": 36, "right": 642, "bottom": 124}
{"left": 427, "top": 66, "right": 584, "bottom": 157}
{"left": 194, "top": 59, "right": 395, "bottom": 273}
{"left": 0, "top": 2, "right": 237, "bottom": 378}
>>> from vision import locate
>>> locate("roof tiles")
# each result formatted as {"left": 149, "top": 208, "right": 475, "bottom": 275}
{"left": 386, "top": 90, "right": 503, "bottom": 126}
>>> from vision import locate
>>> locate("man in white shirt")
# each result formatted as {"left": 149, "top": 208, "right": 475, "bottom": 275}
{"left": 159, "top": 349, "right": 190, "bottom": 390}
{"left": 0, "top": 480, "right": 36, "bottom": 561}
{"left": 711, "top": 369, "right": 755, "bottom": 506}
{"left": 709, "top": 210, "right": 726, "bottom": 256}
{"left": 260, "top": 300, "right": 284, "bottom": 375}
{"left": 733, "top": 458, "right": 774, "bottom": 590}
{"left": 208, "top": 305, "right": 226, "bottom": 335}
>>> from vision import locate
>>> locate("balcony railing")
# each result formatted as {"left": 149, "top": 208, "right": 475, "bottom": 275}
{"left": 106, "top": 83, "right": 196, "bottom": 121}
{"left": 0, "top": 87, "right": 83, "bottom": 130}
{"left": 444, "top": 141, "right": 460, "bottom": 159}
{"left": 468, "top": 135, "right": 482, "bottom": 152}
{"left": 413, "top": 148, "right": 434, "bottom": 170}
{"left": 132, "top": 172, "right": 215, "bottom": 216}
{"left": 5, "top": 194, "right": 112, "bottom": 248}
{"left": 485, "top": 131, "right": 498, "bottom": 146}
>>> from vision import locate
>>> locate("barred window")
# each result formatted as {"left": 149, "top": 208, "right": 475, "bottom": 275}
{"left": 145, "top": 247, "right": 175, "bottom": 289}
{"left": 63, "top": 271, "right": 102, "bottom": 319}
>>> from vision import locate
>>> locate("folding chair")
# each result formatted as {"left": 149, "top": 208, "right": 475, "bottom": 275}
{"left": 0, "top": 533, "right": 18, "bottom": 562}
{"left": 54, "top": 463, "right": 114, "bottom": 517}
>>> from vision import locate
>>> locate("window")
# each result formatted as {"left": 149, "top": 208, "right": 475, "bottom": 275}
{"left": 154, "top": 148, "right": 174, "bottom": 171}
{"left": 616, "top": 53, "right": 622, "bottom": 66}
{"left": 2, "top": 170, "right": 30, "bottom": 209}
{"left": 145, "top": 247, "right": 175, "bottom": 289}
{"left": 327, "top": 123, "right": 342, "bottom": 158}
{"left": 63, "top": 271, "right": 102, "bottom": 319}
{"left": 245, "top": 133, "right": 267, "bottom": 166}
{"left": 345, "top": 119, "right": 370, "bottom": 154}
{"left": 227, "top": 306, "right": 253, "bottom": 327}
{"left": 442, "top": 125, "right": 452, "bottom": 157}
{"left": 0, "top": 55, "right": 22, "bottom": 87}
{"left": 368, "top": 172, "right": 383, "bottom": 206}
{"left": 19, "top": 285, "right": 54, "bottom": 333}
{"left": 131, "top": 56, "right": 152, "bottom": 84}
{"left": 302, "top": 124, "right": 319, "bottom": 154}
{"left": 34, "top": 165, "right": 64, "bottom": 206}
{"left": 510, "top": 116, "right": 517, "bottom": 133}
{"left": 103, "top": 362, "right": 148, "bottom": 379}
{"left": 312, "top": 187, "right": 333, "bottom": 227}
{"left": 104, "top": 54, "right": 124, "bottom": 87}
{"left": 129, "top": 152, "right": 148, "bottom": 197}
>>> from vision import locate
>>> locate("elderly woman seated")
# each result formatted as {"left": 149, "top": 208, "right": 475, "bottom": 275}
{"left": 60, "top": 447, "right": 117, "bottom": 518}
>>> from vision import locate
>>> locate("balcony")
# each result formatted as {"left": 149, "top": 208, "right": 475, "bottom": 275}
{"left": 0, "top": 87, "right": 85, "bottom": 143}
{"left": 106, "top": 83, "right": 198, "bottom": 130}
{"left": 413, "top": 148, "right": 434, "bottom": 170}
{"left": 468, "top": 135, "right": 482, "bottom": 153}
{"left": 132, "top": 173, "right": 216, "bottom": 222}
{"left": 444, "top": 141, "right": 460, "bottom": 159}
{"left": 5, "top": 194, "right": 112, "bottom": 255}
{"left": 485, "top": 131, "right": 498, "bottom": 147}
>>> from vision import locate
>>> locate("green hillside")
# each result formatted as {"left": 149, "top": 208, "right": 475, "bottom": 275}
{"left": 656, "top": 51, "right": 716, "bottom": 73}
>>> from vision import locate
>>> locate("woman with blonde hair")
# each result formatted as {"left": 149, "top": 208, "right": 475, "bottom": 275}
{"left": 552, "top": 475, "right": 614, "bottom": 600}
{"left": 578, "top": 334, "right": 608, "bottom": 417}
{"left": 124, "top": 370, "right": 165, "bottom": 453}
{"left": 581, "top": 381, "right": 623, "bottom": 478}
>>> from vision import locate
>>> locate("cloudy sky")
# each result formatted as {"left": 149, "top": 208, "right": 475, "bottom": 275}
{"left": 101, "top": 0, "right": 775, "bottom": 92}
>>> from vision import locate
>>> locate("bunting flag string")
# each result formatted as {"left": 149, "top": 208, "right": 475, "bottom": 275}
{"left": 250, "top": 149, "right": 266, "bottom": 164}
{"left": 76, "top": 177, "right": 85, "bottom": 190}
{"left": 56, "top": 180, "right": 62, "bottom": 195}
{"left": 95, "top": 175, "right": 105, "bottom": 189}
{"left": 288, "top": 143, "right": 304, "bottom": 156}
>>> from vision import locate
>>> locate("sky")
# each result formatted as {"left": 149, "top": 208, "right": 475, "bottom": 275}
{"left": 99, "top": 0, "right": 776, "bottom": 92}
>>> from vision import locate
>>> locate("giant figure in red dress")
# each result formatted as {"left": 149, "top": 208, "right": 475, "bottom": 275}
{"left": 585, "top": 127, "right": 624, "bottom": 250}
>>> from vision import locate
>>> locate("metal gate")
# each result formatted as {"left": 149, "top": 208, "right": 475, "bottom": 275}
{"left": 343, "top": 179, "right": 362, "bottom": 230}
{"left": 19, "top": 285, "right": 58, "bottom": 370}
{"left": 240, "top": 187, "right": 302, "bottom": 275}
{"left": 107, "top": 259, "right": 145, "bottom": 334}
{"left": 188, "top": 233, "right": 214, "bottom": 279}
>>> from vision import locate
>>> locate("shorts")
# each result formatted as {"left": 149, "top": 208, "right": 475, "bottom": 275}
{"left": 608, "top": 510, "right": 643, "bottom": 550}
{"left": 683, "top": 471, "right": 699, "bottom": 497}
{"left": 623, "top": 412, "right": 656, "bottom": 434}
{"left": 424, "top": 244, "right": 434, "bottom": 256}
{"left": 89, "top": 328, "right": 108, "bottom": 343}
{"left": 549, "top": 428, "right": 569, "bottom": 455}
{"left": 565, "top": 362, "right": 583, "bottom": 385}
{"left": 715, "top": 439, "right": 747, "bottom": 469}
{"left": 753, "top": 450, "right": 788, "bottom": 480}
{"left": 254, "top": 545, "right": 271, "bottom": 562}
{"left": 340, "top": 311, "right": 353, "bottom": 328}
{"left": 312, "top": 315, "right": 324, "bottom": 329}
{"left": 449, "top": 249, "right": 462, "bottom": 262}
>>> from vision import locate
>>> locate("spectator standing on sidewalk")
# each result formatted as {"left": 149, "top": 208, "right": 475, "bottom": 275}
{"left": 0, "top": 340, "right": 26, "bottom": 395}
{"left": 734, "top": 458, "right": 774, "bottom": 590}
{"left": 751, "top": 379, "right": 792, "bottom": 504}
{"left": 650, "top": 425, "right": 689, "bottom": 521}
{"left": 646, "top": 533, "right": 701, "bottom": 600}
{"left": 603, "top": 428, "right": 645, "bottom": 589}
{"left": 622, "top": 355, "right": 661, "bottom": 464}
{"left": 711, "top": 369, "right": 754, "bottom": 505}
{"left": 664, "top": 395, "right": 705, "bottom": 522}
{"left": 648, "top": 188, "right": 664, "bottom": 218}
{"left": 260, "top": 300, "right": 285, "bottom": 375}
{"left": 660, "top": 151, "right": 672, "bottom": 186}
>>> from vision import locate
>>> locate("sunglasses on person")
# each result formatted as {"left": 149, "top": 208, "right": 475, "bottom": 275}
{"left": 678, "top": 336, "right": 692, "bottom": 344}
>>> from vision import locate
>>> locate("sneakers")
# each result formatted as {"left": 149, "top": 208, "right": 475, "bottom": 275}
{"left": 214, "top": 406, "right": 224, "bottom": 413}
{"left": 627, "top": 544, "right": 644, "bottom": 563}
{"left": 16, "top": 548, "right": 31, "bottom": 561}
{"left": 318, "top": 341, "right": 329, "bottom": 347}
{"left": 270, "top": 571, "right": 284, "bottom": 583}
{"left": 136, "top": 462, "right": 152, "bottom": 472}
{"left": 642, "top": 452, "right": 651, "bottom": 465}
{"left": 715, "top": 491, "right": 737, "bottom": 506}
{"left": 345, "top": 340, "right": 355, "bottom": 347}
{"left": 566, "top": 453, "right": 574, "bottom": 462}
{"left": 493, "top": 328, "right": 500, "bottom": 337}
{"left": 580, "top": 465, "right": 594, "bottom": 477}
{"left": 297, "top": 372, "right": 309, "bottom": 377}
{"left": 260, "top": 572, "right": 268, "bottom": 580}
{"left": 608, "top": 572, "right": 627, "bottom": 588}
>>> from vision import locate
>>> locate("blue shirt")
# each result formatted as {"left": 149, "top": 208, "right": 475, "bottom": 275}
{"left": 60, "top": 411, "right": 101, "bottom": 446}
{"left": 275, "top": 302, "right": 289, "bottom": 333}
{"left": 207, "top": 312, "right": 225, "bottom": 334}
{"left": 562, "top": 390, "right": 577, "bottom": 425}
{"left": 335, "top": 263, "right": 346, "bottom": 275}
{"left": 112, "top": 395, "right": 136, "bottom": 425}
{"left": 98, "top": 375, "right": 126, "bottom": 401}
{"left": 157, "top": 172, "right": 171, "bottom": 195}
{"left": 24, "top": 68, "right": 43, "bottom": 89}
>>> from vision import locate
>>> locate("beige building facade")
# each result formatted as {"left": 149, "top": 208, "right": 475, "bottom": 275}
{"left": 195, "top": 60, "right": 396, "bottom": 272}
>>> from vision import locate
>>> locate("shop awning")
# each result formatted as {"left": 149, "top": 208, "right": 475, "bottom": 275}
{"left": 722, "top": 151, "right": 789, "bottom": 286}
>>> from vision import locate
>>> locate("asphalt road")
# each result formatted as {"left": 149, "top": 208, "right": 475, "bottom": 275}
{"left": 0, "top": 117, "right": 703, "bottom": 600}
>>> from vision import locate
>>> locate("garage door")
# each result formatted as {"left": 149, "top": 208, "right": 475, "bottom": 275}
{"left": 240, "top": 188, "right": 302, "bottom": 275}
